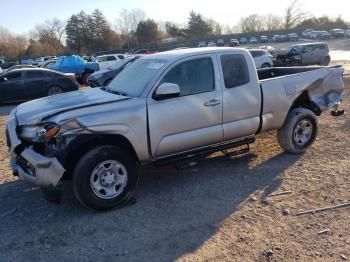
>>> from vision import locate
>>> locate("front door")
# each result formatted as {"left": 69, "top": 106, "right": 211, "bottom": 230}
{"left": 147, "top": 56, "right": 223, "bottom": 158}
{"left": 0, "top": 71, "right": 24, "bottom": 103}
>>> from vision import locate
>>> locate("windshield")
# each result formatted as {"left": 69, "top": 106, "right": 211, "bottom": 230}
{"left": 107, "top": 59, "right": 167, "bottom": 97}
{"left": 109, "top": 59, "right": 132, "bottom": 70}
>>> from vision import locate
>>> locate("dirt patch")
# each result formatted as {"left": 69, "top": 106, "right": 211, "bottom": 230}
{"left": 0, "top": 77, "right": 349, "bottom": 262}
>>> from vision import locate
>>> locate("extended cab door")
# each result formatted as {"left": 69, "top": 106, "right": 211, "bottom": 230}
{"left": 147, "top": 55, "right": 223, "bottom": 157}
{"left": 218, "top": 52, "right": 261, "bottom": 140}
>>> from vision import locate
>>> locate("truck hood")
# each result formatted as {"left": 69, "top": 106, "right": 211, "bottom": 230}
{"left": 15, "top": 88, "right": 129, "bottom": 126}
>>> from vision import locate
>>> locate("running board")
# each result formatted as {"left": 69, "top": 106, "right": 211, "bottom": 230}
{"left": 153, "top": 136, "right": 255, "bottom": 166}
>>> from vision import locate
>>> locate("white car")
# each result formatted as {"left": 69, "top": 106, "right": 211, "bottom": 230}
{"left": 207, "top": 41, "right": 216, "bottom": 47}
{"left": 248, "top": 49, "right": 273, "bottom": 68}
{"left": 96, "top": 54, "right": 127, "bottom": 70}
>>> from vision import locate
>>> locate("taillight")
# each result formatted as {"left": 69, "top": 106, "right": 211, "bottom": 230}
{"left": 67, "top": 75, "right": 76, "bottom": 81}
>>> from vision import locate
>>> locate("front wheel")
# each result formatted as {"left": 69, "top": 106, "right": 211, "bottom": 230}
{"left": 277, "top": 108, "right": 318, "bottom": 154}
{"left": 48, "top": 86, "right": 63, "bottom": 96}
{"left": 73, "top": 146, "right": 138, "bottom": 210}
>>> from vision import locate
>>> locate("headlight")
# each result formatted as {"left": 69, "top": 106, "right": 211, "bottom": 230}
{"left": 20, "top": 123, "right": 60, "bottom": 142}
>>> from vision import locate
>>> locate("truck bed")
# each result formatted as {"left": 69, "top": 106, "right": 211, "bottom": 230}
{"left": 256, "top": 66, "right": 342, "bottom": 80}
{"left": 257, "top": 65, "right": 344, "bottom": 133}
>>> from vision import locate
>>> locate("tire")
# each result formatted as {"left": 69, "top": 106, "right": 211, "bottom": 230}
{"left": 277, "top": 108, "right": 318, "bottom": 154}
{"left": 290, "top": 60, "right": 301, "bottom": 67}
{"left": 104, "top": 79, "right": 112, "bottom": 86}
{"left": 48, "top": 86, "right": 63, "bottom": 96}
{"left": 261, "top": 63, "right": 271, "bottom": 68}
{"left": 321, "top": 56, "right": 330, "bottom": 66}
{"left": 82, "top": 72, "right": 92, "bottom": 85}
{"left": 73, "top": 146, "right": 138, "bottom": 210}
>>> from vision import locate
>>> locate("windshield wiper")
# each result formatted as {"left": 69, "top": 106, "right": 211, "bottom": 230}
{"left": 105, "top": 87, "right": 128, "bottom": 97}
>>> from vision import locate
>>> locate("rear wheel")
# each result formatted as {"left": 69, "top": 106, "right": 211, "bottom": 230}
{"left": 277, "top": 108, "right": 318, "bottom": 154}
{"left": 48, "top": 86, "right": 63, "bottom": 96}
{"left": 73, "top": 146, "right": 138, "bottom": 210}
{"left": 82, "top": 72, "right": 92, "bottom": 85}
{"left": 261, "top": 63, "right": 271, "bottom": 68}
{"left": 321, "top": 56, "right": 330, "bottom": 66}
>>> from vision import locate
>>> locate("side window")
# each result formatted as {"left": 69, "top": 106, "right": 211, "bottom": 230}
{"left": 161, "top": 58, "right": 215, "bottom": 96}
{"left": 249, "top": 51, "right": 258, "bottom": 58}
{"left": 107, "top": 56, "right": 117, "bottom": 61}
{"left": 26, "top": 71, "right": 47, "bottom": 79}
{"left": 98, "top": 56, "right": 108, "bottom": 62}
{"left": 2, "top": 71, "right": 22, "bottom": 82}
{"left": 220, "top": 54, "right": 249, "bottom": 88}
{"left": 117, "top": 55, "right": 125, "bottom": 59}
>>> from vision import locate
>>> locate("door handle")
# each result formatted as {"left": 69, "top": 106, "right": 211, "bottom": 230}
{"left": 203, "top": 99, "right": 221, "bottom": 107}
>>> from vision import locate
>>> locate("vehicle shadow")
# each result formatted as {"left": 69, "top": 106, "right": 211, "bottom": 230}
{"left": 0, "top": 151, "right": 301, "bottom": 262}
{"left": 0, "top": 104, "right": 17, "bottom": 117}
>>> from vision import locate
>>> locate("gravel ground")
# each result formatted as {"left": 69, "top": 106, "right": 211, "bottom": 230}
{"left": 0, "top": 59, "right": 349, "bottom": 261}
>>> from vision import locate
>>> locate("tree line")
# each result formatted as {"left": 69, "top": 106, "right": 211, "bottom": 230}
{"left": 0, "top": 0, "right": 348, "bottom": 59}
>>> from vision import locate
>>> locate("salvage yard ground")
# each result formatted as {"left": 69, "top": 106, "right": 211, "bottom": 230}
{"left": 0, "top": 39, "right": 350, "bottom": 261}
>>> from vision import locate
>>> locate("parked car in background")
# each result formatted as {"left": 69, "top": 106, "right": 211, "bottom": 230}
{"left": 318, "top": 31, "right": 331, "bottom": 40}
{"left": 83, "top": 55, "right": 95, "bottom": 62}
{"left": 21, "top": 59, "right": 35, "bottom": 65}
{"left": 330, "top": 29, "right": 345, "bottom": 38}
{"left": 87, "top": 56, "right": 141, "bottom": 87}
{"left": 0, "top": 68, "right": 79, "bottom": 103}
{"left": 198, "top": 41, "right": 206, "bottom": 47}
{"left": 217, "top": 39, "right": 225, "bottom": 47}
{"left": 0, "top": 59, "right": 17, "bottom": 69}
{"left": 33, "top": 56, "right": 56, "bottom": 66}
{"left": 249, "top": 37, "right": 258, "bottom": 44}
{"left": 50, "top": 55, "right": 99, "bottom": 84}
{"left": 229, "top": 39, "right": 239, "bottom": 46}
{"left": 207, "top": 41, "right": 216, "bottom": 47}
{"left": 248, "top": 49, "right": 273, "bottom": 68}
{"left": 41, "top": 59, "right": 58, "bottom": 69}
{"left": 302, "top": 29, "right": 314, "bottom": 38}
{"left": 260, "top": 36, "right": 268, "bottom": 43}
{"left": 239, "top": 37, "right": 248, "bottom": 45}
{"left": 274, "top": 35, "right": 289, "bottom": 42}
{"left": 274, "top": 42, "right": 331, "bottom": 66}
{"left": 96, "top": 54, "right": 126, "bottom": 70}
{"left": 259, "top": 45, "right": 277, "bottom": 57}
{"left": 6, "top": 47, "right": 344, "bottom": 210}
{"left": 288, "top": 33, "right": 299, "bottom": 41}
{"left": 345, "top": 30, "right": 350, "bottom": 37}
{"left": 134, "top": 49, "right": 158, "bottom": 55}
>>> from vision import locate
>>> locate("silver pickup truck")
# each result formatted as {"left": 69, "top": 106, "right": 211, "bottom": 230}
{"left": 6, "top": 48, "right": 345, "bottom": 210}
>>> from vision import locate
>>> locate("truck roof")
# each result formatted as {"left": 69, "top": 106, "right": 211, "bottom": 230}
{"left": 142, "top": 47, "right": 248, "bottom": 61}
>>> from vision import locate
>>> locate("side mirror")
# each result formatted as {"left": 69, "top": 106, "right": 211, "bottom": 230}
{"left": 153, "top": 83, "right": 180, "bottom": 100}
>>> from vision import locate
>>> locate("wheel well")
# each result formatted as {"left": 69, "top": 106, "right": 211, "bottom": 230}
{"left": 60, "top": 134, "right": 139, "bottom": 177}
{"left": 84, "top": 68, "right": 95, "bottom": 74}
{"left": 291, "top": 91, "right": 321, "bottom": 116}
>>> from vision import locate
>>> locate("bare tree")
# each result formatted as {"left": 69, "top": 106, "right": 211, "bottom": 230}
{"left": 33, "top": 18, "right": 66, "bottom": 54}
{"left": 284, "top": 0, "right": 307, "bottom": 29}
{"left": 206, "top": 18, "right": 223, "bottom": 36}
{"left": 0, "top": 26, "right": 27, "bottom": 58}
{"left": 265, "top": 14, "right": 283, "bottom": 30}
{"left": 239, "top": 14, "right": 266, "bottom": 33}
{"left": 115, "top": 8, "right": 146, "bottom": 47}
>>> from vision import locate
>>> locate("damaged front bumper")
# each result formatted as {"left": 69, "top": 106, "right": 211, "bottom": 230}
{"left": 6, "top": 112, "right": 65, "bottom": 187}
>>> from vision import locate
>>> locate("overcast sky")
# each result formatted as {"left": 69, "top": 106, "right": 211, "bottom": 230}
{"left": 1, "top": 0, "right": 349, "bottom": 34}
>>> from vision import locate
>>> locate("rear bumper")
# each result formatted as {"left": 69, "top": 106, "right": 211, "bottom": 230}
{"left": 6, "top": 113, "right": 65, "bottom": 187}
